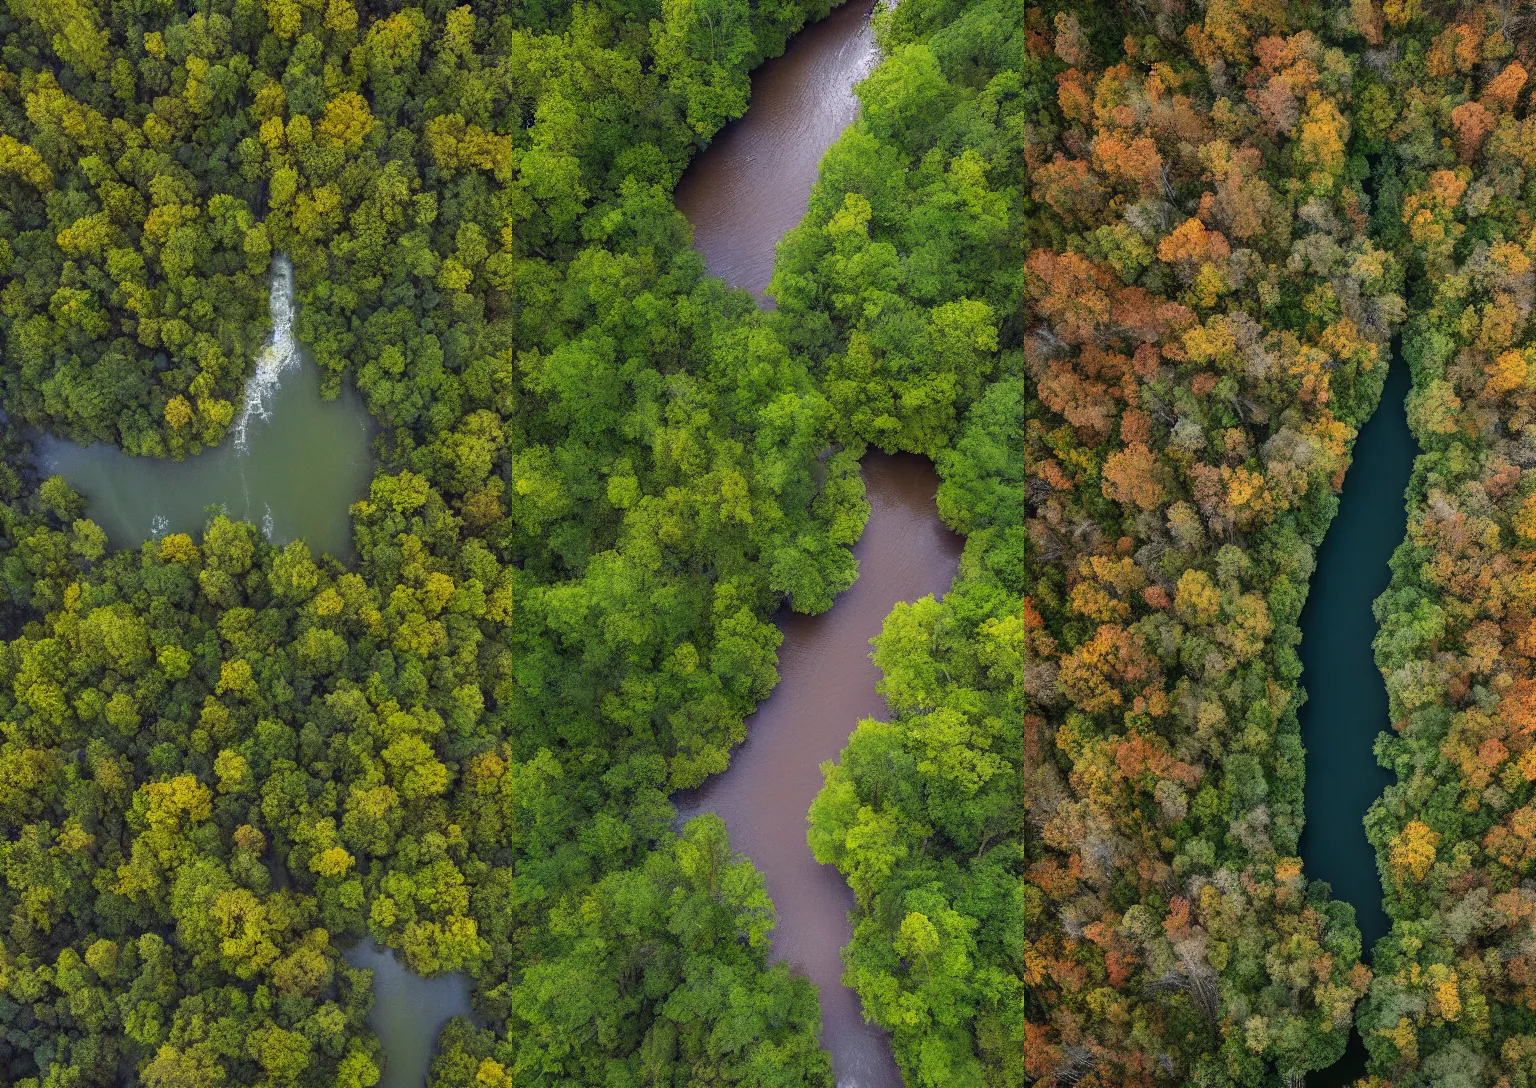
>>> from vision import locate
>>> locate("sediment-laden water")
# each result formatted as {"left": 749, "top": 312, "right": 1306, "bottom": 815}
{"left": 675, "top": 0, "right": 879, "bottom": 302}
{"left": 674, "top": 454, "right": 962, "bottom": 1087}
{"left": 671, "top": 4, "right": 965, "bottom": 1084}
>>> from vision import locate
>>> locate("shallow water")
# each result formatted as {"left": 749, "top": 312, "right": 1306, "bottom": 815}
{"left": 347, "top": 942, "right": 472, "bottom": 1088}
{"left": 33, "top": 258, "right": 374, "bottom": 559}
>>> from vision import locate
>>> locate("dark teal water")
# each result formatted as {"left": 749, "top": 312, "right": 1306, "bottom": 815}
{"left": 1300, "top": 358, "right": 1415, "bottom": 1084}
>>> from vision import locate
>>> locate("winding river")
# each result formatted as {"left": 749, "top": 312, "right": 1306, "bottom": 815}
{"left": 673, "top": 3, "right": 956, "bottom": 1085}
{"left": 675, "top": 455, "right": 962, "bottom": 1087}
{"left": 1300, "top": 359, "right": 1415, "bottom": 1084}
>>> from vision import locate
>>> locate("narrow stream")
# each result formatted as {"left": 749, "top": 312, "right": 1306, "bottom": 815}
{"left": 1300, "top": 359, "right": 1415, "bottom": 1084}
{"left": 675, "top": 454, "right": 963, "bottom": 1087}
{"left": 33, "top": 257, "right": 374, "bottom": 559}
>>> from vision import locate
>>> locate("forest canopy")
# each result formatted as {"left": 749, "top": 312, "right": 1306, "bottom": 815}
{"left": 0, "top": 0, "right": 863, "bottom": 1084}
{"left": 9, "top": 0, "right": 1536, "bottom": 1085}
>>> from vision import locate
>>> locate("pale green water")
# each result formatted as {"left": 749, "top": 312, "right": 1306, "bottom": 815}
{"left": 34, "top": 257, "right": 464, "bottom": 1086}
{"left": 33, "top": 257, "right": 374, "bottom": 560}
{"left": 348, "top": 943, "right": 472, "bottom": 1088}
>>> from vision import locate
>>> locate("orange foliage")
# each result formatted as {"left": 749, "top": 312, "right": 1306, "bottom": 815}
{"left": 1025, "top": 250, "right": 1115, "bottom": 343}
{"left": 1033, "top": 154, "right": 1104, "bottom": 224}
{"left": 1485, "top": 61, "right": 1529, "bottom": 110}
{"left": 1157, "top": 217, "right": 1232, "bottom": 267}
{"left": 1451, "top": 100, "right": 1496, "bottom": 160}
{"left": 1091, "top": 133, "right": 1164, "bottom": 197}
{"left": 1058, "top": 624, "right": 1159, "bottom": 714}
{"left": 1102, "top": 444, "right": 1168, "bottom": 511}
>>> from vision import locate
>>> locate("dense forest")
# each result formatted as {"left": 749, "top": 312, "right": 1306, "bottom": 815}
{"left": 10, "top": 0, "right": 1536, "bottom": 1085}
{"left": 1357, "top": 3, "right": 1536, "bottom": 1087}
{"left": 858, "top": 0, "right": 1401, "bottom": 1083}
{"left": 0, "top": 0, "right": 864, "bottom": 1083}
{"left": 988, "top": 0, "right": 1536, "bottom": 1084}
{"left": 783, "top": 0, "right": 1027, "bottom": 1075}
{"left": 802, "top": 0, "right": 1536, "bottom": 1084}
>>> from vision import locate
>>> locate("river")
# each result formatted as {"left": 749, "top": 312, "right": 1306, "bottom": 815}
{"left": 33, "top": 258, "right": 446, "bottom": 1078}
{"left": 33, "top": 256, "right": 374, "bottom": 560}
{"left": 672, "top": 3, "right": 949, "bottom": 1085}
{"left": 675, "top": 454, "right": 962, "bottom": 1087}
{"left": 675, "top": 0, "right": 879, "bottom": 301}
{"left": 1300, "top": 359, "right": 1415, "bottom": 1084}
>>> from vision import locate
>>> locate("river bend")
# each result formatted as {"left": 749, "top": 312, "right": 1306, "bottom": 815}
{"left": 674, "top": 3, "right": 956, "bottom": 1084}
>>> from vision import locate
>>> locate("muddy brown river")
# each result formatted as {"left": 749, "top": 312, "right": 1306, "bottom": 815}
{"left": 675, "top": 0, "right": 879, "bottom": 300}
{"left": 675, "top": 4, "right": 961, "bottom": 1085}
{"left": 676, "top": 458, "right": 962, "bottom": 1088}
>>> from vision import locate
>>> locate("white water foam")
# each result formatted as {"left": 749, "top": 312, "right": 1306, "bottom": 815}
{"left": 150, "top": 513, "right": 169, "bottom": 538}
{"left": 261, "top": 504, "right": 275, "bottom": 540}
{"left": 232, "top": 254, "right": 299, "bottom": 450}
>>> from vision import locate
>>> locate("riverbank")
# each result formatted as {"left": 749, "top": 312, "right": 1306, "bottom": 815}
{"left": 1301, "top": 358, "right": 1415, "bottom": 1085}
{"left": 674, "top": 0, "right": 878, "bottom": 302}
{"left": 32, "top": 258, "right": 374, "bottom": 559}
{"left": 668, "top": 1, "right": 949, "bottom": 1081}
{"left": 674, "top": 453, "right": 962, "bottom": 1087}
